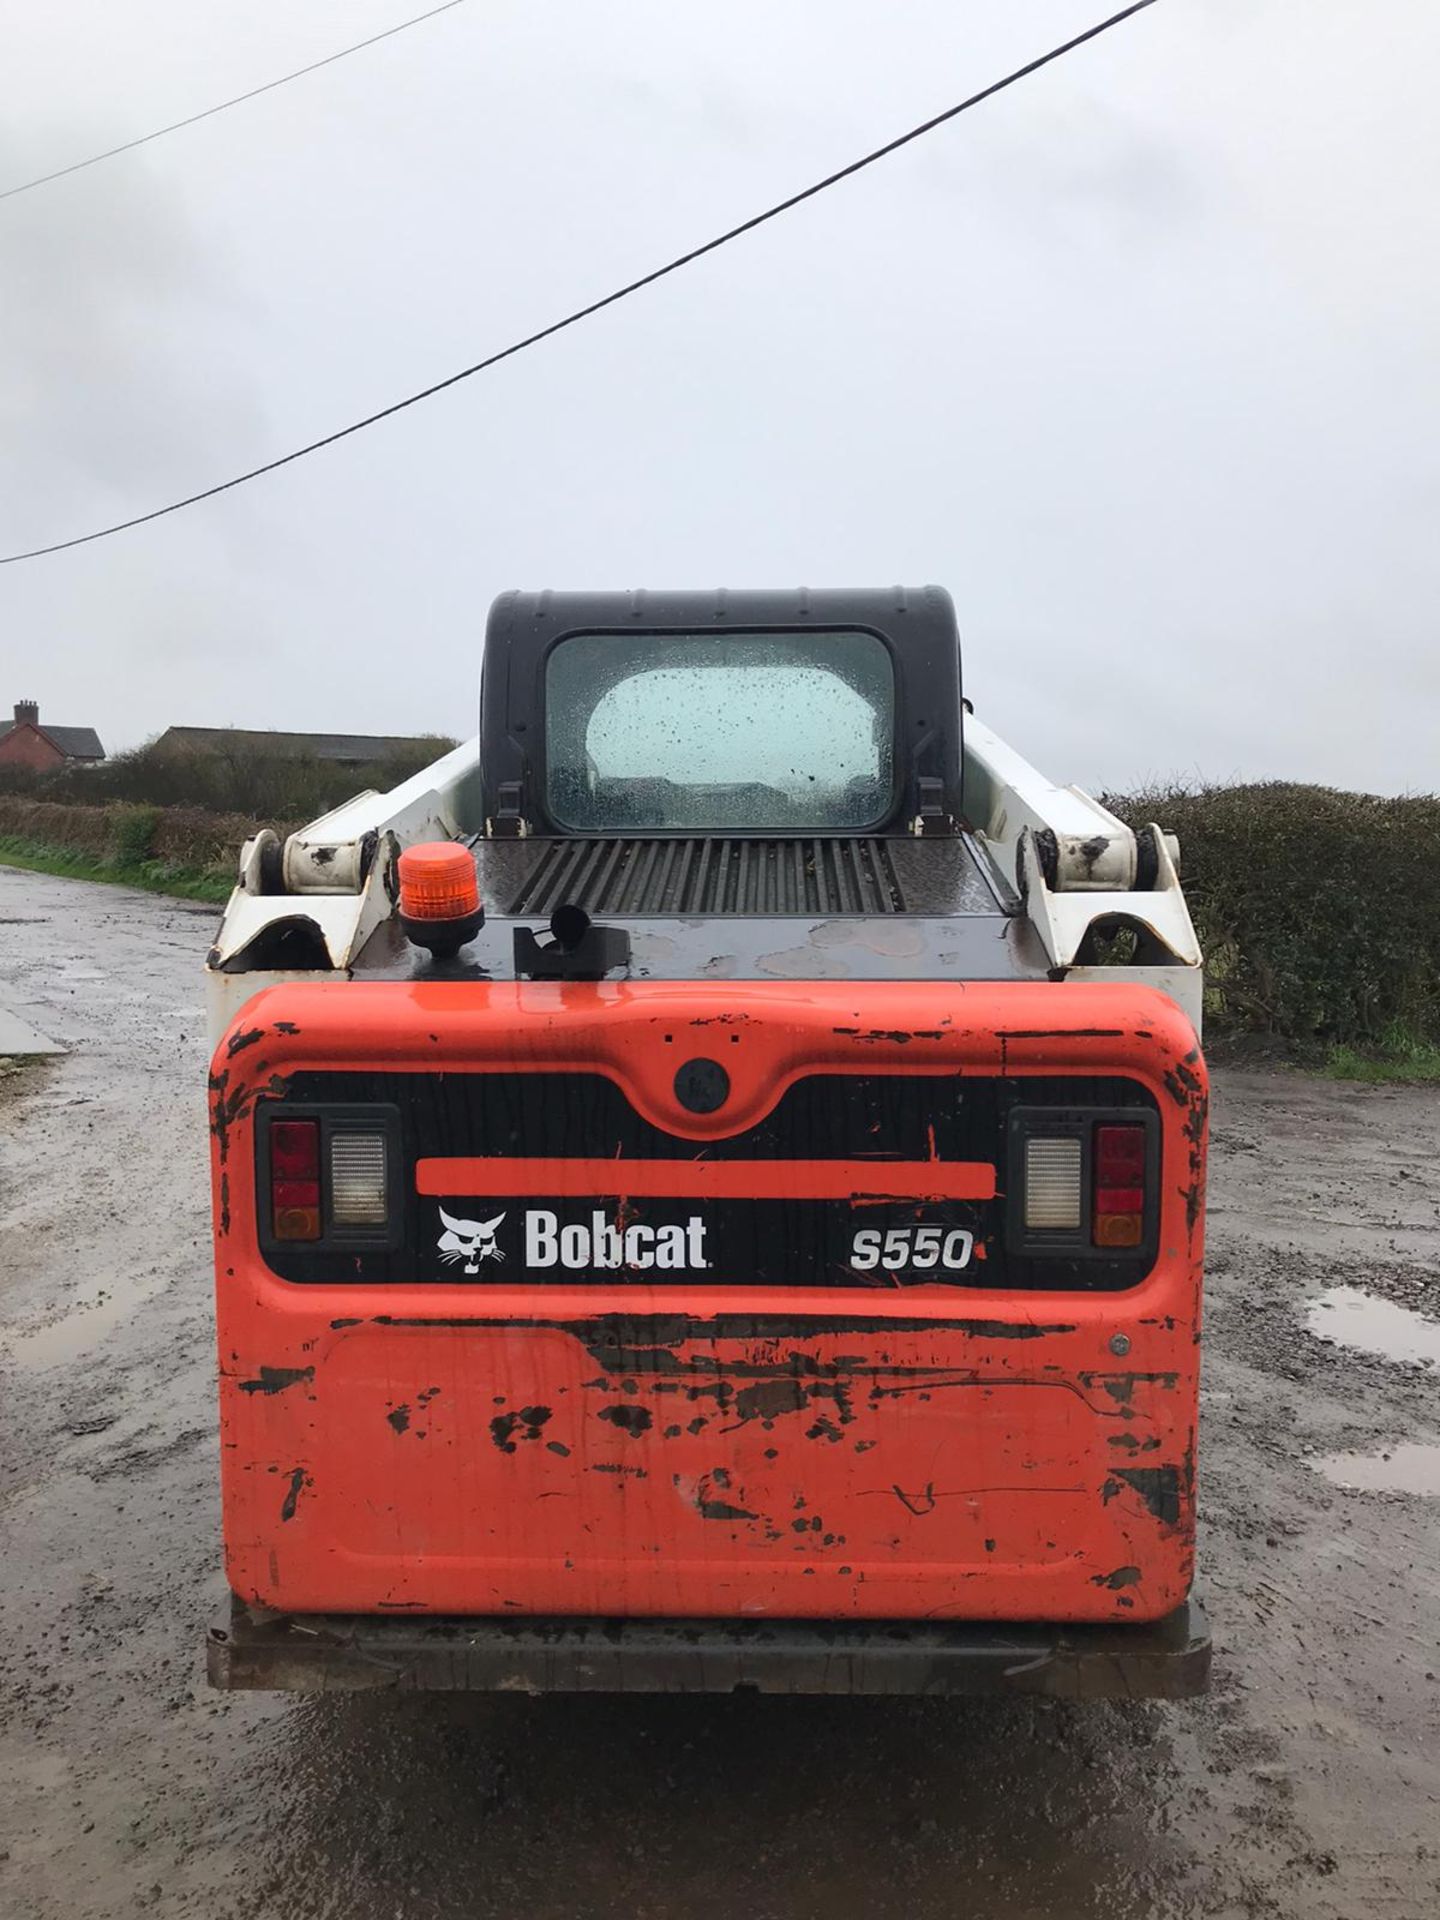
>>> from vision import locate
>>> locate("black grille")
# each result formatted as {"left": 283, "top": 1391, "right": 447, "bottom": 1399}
{"left": 284, "top": 1070, "right": 993, "bottom": 1162}
{"left": 507, "top": 838, "right": 907, "bottom": 917}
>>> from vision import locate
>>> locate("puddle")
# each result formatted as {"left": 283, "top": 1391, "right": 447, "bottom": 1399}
{"left": 1314, "top": 1442, "right": 1440, "bottom": 1495}
{"left": 0, "top": 1274, "right": 168, "bottom": 1371}
{"left": 1305, "top": 1285, "right": 1440, "bottom": 1369}
{"left": 0, "top": 1007, "right": 65, "bottom": 1056}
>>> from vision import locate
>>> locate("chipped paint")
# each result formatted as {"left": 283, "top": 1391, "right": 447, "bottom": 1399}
{"left": 1114, "top": 1465, "right": 1184, "bottom": 1529}
{"left": 490, "top": 1406, "right": 552, "bottom": 1453}
{"left": 598, "top": 1404, "right": 653, "bottom": 1437}
{"left": 211, "top": 978, "right": 1203, "bottom": 1626}
{"left": 1091, "top": 1564, "right": 1142, "bottom": 1589}
{"left": 238, "top": 1365, "right": 315, "bottom": 1397}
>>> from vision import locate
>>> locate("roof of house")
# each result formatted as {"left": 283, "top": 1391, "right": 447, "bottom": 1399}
{"left": 153, "top": 726, "right": 437, "bottom": 765}
{"left": 0, "top": 720, "right": 105, "bottom": 759}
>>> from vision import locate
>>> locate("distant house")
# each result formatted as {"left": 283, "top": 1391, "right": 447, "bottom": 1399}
{"left": 0, "top": 700, "right": 105, "bottom": 771}
{"left": 152, "top": 726, "right": 435, "bottom": 769}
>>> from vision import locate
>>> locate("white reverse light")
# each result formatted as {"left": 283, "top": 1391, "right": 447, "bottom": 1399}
{"left": 1023, "top": 1135, "right": 1083, "bottom": 1231}
{"left": 329, "top": 1132, "right": 388, "bottom": 1228}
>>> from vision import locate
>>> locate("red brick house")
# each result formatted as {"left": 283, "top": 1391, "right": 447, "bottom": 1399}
{"left": 0, "top": 701, "right": 105, "bottom": 771}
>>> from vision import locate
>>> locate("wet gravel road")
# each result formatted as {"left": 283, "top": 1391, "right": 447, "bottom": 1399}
{"left": 1, "top": 865, "right": 1437, "bottom": 1920}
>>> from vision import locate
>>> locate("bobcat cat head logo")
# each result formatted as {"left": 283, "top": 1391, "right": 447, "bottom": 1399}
{"left": 436, "top": 1206, "right": 506, "bottom": 1274}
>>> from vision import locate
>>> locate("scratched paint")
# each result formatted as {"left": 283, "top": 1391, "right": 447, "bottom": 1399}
{"left": 211, "top": 977, "right": 1203, "bottom": 1623}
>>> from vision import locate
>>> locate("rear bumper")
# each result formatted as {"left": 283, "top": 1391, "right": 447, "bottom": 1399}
{"left": 207, "top": 1591, "right": 1211, "bottom": 1699}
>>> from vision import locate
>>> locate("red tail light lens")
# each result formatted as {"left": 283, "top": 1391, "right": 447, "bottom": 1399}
{"left": 1093, "top": 1123, "right": 1146, "bottom": 1247}
{"left": 270, "top": 1118, "right": 321, "bottom": 1241}
{"left": 271, "top": 1120, "right": 319, "bottom": 1179}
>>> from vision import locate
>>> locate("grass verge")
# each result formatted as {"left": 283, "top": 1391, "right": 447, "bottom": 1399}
{"left": 0, "top": 837, "right": 232, "bottom": 905}
{"left": 1324, "top": 1024, "right": 1440, "bottom": 1084}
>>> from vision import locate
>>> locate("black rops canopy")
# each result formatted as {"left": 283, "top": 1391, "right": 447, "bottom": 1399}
{"left": 479, "top": 586, "right": 964, "bottom": 838}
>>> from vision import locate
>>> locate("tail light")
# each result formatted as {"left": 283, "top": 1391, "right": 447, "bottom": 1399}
{"left": 1009, "top": 1105, "right": 1158, "bottom": 1268}
{"left": 270, "top": 1119, "right": 321, "bottom": 1240}
{"left": 329, "top": 1131, "right": 388, "bottom": 1228}
{"left": 1022, "top": 1136, "right": 1083, "bottom": 1230}
{"left": 258, "top": 1106, "right": 401, "bottom": 1253}
{"left": 1093, "top": 1124, "right": 1146, "bottom": 1247}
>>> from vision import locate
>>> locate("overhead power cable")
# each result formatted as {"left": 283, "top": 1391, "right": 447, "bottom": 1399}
{"left": 0, "top": 0, "right": 471, "bottom": 203}
{"left": 0, "top": 0, "right": 1160, "bottom": 567}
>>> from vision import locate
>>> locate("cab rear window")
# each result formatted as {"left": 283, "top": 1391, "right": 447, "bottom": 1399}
{"left": 545, "top": 629, "right": 895, "bottom": 832}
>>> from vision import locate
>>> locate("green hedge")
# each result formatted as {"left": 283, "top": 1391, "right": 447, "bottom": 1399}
{"left": 0, "top": 733, "right": 457, "bottom": 819}
{"left": 5, "top": 783, "right": 1436, "bottom": 1055}
{"left": 0, "top": 798, "right": 299, "bottom": 902}
{"left": 1105, "top": 783, "right": 1440, "bottom": 1047}
{"left": 0, "top": 837, "right": 235, "bottom": 904}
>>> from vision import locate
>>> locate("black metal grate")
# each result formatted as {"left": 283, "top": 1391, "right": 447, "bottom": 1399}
{"left": 507, "top": 838, "right": 908, "bottom": 917}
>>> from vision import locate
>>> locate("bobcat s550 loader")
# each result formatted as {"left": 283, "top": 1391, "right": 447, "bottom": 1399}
{"left": 204, "top": 587, "right": 1209, "bottom": 1698}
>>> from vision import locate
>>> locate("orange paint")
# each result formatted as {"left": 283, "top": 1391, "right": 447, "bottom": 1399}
{"left": 210, "top": 979, "right": 1207, "bottom": 1626}
{"left": 416, "top": 1156, "right": 996, "bottom": 1201}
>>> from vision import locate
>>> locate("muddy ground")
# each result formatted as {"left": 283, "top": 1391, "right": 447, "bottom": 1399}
{"left": 0, "top": 865, "right": 1436, "bottom": 1920}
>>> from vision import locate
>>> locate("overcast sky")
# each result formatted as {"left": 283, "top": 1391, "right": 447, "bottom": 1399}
{"left": 2, "top": 0, "right": 1436, "bottom": 795}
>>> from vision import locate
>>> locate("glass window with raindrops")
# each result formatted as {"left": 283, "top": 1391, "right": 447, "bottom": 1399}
{"left": 544, "top": 628, "right": 895, "bottom": 832}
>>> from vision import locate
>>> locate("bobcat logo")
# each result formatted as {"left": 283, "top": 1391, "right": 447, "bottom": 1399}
{"left": 436, "top": 1206, "right": 506, "bottom": 1274}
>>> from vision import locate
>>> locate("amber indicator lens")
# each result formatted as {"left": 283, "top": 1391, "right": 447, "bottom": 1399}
{"left": 398, "top": 842, "right": 481, "bottom": 922}
{"left": 271, "top": 1118, "right": 321, "bottom": 1241}
{"left": 1093, "top": 1123, "right": 1146, "bottom": 1248}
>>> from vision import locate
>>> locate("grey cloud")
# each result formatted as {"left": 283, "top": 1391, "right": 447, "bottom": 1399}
{"left": 0, "top": 0, "right": 1436, "bottom": 791}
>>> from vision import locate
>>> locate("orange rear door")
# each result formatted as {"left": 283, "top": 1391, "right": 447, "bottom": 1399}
{"left": 211, "top": 980, "right": 1206, "bottom": 1624}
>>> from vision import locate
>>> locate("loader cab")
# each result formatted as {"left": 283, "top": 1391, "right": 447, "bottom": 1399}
{"left": 479, "top": 587, "right": 965, "bottom": 839}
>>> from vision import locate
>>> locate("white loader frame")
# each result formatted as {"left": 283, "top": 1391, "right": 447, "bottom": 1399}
{"left": 206, "top": 726, "right": 1202, "bottom": 1041}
